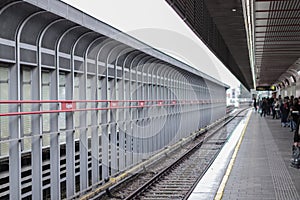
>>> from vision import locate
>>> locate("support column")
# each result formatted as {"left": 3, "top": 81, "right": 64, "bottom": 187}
{"left": 9, "top": 64, "right": 21, "bottom": 200}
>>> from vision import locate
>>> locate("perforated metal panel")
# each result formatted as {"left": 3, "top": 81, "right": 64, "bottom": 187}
{"left": 0, "top": 67, "right": 9, "bottom": 156}
{"left": 0, "top": 1, "right": 228, "bottom": 199}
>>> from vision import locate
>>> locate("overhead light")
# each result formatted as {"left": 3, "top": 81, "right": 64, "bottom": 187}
{"left": 232, "top": 8, "right": 237, "bottom": 12}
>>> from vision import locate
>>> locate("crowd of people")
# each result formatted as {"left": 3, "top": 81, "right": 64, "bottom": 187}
{"left": 253, "top": 95, "right": 300, "bottom": 168}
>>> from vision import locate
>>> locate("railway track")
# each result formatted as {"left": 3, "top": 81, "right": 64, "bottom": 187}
{"left": 93, "top": 108, "right": 249, "bottom": 200}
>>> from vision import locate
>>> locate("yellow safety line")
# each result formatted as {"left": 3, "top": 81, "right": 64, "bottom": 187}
{"left": 214, "top": 111, "right": 252, "bottom": 200}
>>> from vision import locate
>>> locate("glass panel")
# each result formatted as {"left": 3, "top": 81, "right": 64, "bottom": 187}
{"left": 87, "top": 77, "right": 92, "bottom": 127}
{"left": 22, "top": 69, "right": 31, "bottom": 139}
{"left": 23, "top": 137, "right": 31, "bottom": 152}
{"left": 74, "top": 75, "right": 80, "bottom": 129}
{"left": 60, "top": 130, "right": 66, "bottom": 147}
{"left": 42, "top": 72, "right": 50, "bottom": 147}
{"left": 0, "top": 67, "right": 9, "bottom": 156}
{"left": 74, "top": 129, "right": 80, "bottom": 141}
{"left": 98, "top": 82, "right": 101, "bottom": 125}
{"left": 87, "top": 128, "right": 91, "bottom": 148}
{"left": 59, "top": 73, "right": 66, "bottom": 143}
{"left": 42, "top": 134, "right": 50, "bottom": 148}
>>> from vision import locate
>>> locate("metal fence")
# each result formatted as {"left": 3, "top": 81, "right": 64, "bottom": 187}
{"left": 0, "top": 0, "right": 227, "bottom": 199}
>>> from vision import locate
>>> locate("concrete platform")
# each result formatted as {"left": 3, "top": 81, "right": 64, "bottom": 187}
{"left": 220, "top": 111, "right": 300, "bottom": 200}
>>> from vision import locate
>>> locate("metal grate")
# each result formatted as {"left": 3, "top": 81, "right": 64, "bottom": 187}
{"left": 165, "top": 0, "right": 251, "bottom": 90}
{"left": 255, "top": 0, "right": 300, "bottom": 86}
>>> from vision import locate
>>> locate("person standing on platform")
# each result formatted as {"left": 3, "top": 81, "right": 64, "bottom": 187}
{"left": 281, "top": 97, "right": 290, "bottom": 127}
{"left": 260, "top": 97, "right": 267, "bottom": 117}
{"left": 290, "top": 98, "right": 300, "bottom": 132}
{"left": 291, "top": 117, "right": 300, "bottom": 168}
{"left": 253, "top": 97, "right": 257, "bottom": 112}
{"left": 278, "top": 95, "right": 283, "bottom": 118}
{"left": 272, "top": 98, "right": 280, "bottom": 119}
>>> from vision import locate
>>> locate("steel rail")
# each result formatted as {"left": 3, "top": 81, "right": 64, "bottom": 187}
{"left": 124, "top": 108, "right": 248, "bottom": 200}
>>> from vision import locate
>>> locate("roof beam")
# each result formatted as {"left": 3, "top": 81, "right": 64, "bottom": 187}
{"left": 256, "top": 24, "right": 300, "bottom": 27}
{"left": 256, "top": 35, "right": 300, "bottom": 38}
{"left": 256, "top": 9, "right": 300, "bottom": 12}
{"left": 256, "top": 43, "right": 300, "bottom": 46}
{"left": 256, "top": 17, "right": 300, "bottom": 20}
{"left": 256, "top": 0, "right": 292, "bottom": 1}
{"left": 256, "top": 40, "right": 300, "bottom": 42}
{"left": 256, "top": 30, "right": 300, "bottom": 33}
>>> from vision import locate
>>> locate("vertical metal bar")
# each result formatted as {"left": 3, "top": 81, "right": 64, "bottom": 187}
{"left": 86, "top": 37, "right": 104, "bottom": 186}
{"left": 127, "top": 58, "right": 133, "bottom": 167}
{"left": 91, "top": 61, "right": 99, "bottom": 185}
{"left": 71, "top": 32, "right": 92, "bottom": 191}
{"left": 117, "top": 48, "right": 133, "bottom": 171}
{"left": 174, "top": 70, "right": 180, "bottom": 144}
{"left": 100, "top": 77, "right": 109, "bottom": 180}
{"left": 9, "top": 63, "right": 21, "bottom": 200}
{"left": 166, "top": 68, "right": 173, "bottom": 145}
{"left": 19, "top": 11, "right": 45, "bottom": 200}
{"left": 129, "top": 54, "right": 145, "bottom": 165}
{"left": 156, "top": 66, "right": 162, "bottom": 150}
{"left": 139, "top": 57, "right": 152, "bottom": 160}
{"left": 32, "top": 55, "right": 43, "bottom": 200}
{"left": 132, "top": 61, "right": 138, "bottom": 164}
{"left": 144, "top": 64, "right": 149, "bottom": 157}
{"left": 124, "top": 51, "right": 139, "bottom": 168}
{"left": 154, "top": 65, "right": 160, "bottom": 151}
{"left": 9, "top": 9, "right": 44, "bottom": 200}
{"left": 108, "top": 44, "right": 123, "bottom": 176}
{"left": 171, "top": 69, "right": 176, "bottom": 143}
{"left": 65, "top": 43, "right": 75, "bottom": 196}
{"left": 37, "top": 18, "right": 65, "bottom": 200}
{"left": 183, "top": 74, "right": 187, "bottom": 137}
{"left": 65, "top": 71, "right": 75, "bottom": 195}
{"left": 177, "top": 72, "right": 182, "bottom": 142}
{"left": 183, "top": 74, "right": 187, "bottom": 136}
{"left": 135, "top": 56, "right": 149, "bottom": 163}
{"left": 140, "top": 61, "right": 145, "bottom": 159}
{"left": 0, "top": 9, "right": 20, "bottom": 197}
{"left": 66, "top": 32, "right": 93, "bottom": 196}
{"left": 119, "top": 53, "right": 125, "bottom": 172}
{"left": 151, "top": 64, "right": 157, "bottom": 154}
{"left": 173, "top": 71, "right": 177, "bottom": 142}
{"left": 146, "top": 63, "right": 152, "bottom": 156}
{"left": 162, "top": 66, "right": 166, "bottom": 147}
{"left": 146, "top": 61, "right": 156, "bottom": 157}
{"left": 120, "top": 51, "right": 136, "bottom": 170}
{"left": 133, "top": 62, "right": 138, "bottom": 164}
{"left": 161, "top": 67, "right": 168, "bottom": 147}
{"left": 165, "top": 67, "right": 171, "bottom": 146}
{"left": 161, "top": 66, "right": 167, "bottom": 147}
{"left": 127, "top": 64, "right": 132, "bottom": 167}
{"left": 128, "top": 54, "right": 138, "bottom": 166}
{"left": 113, "top": 53, "right": 119, "bottom": 176}
{"left": 80, "top": 52, "right": 88, "bottom": 191}
{"left": 97, "top": 40, "right": 115, "bottom": 180}
{"left": 56, "top": 26, "right": 80, "bottom": 198}
{"left": 150, "top": 62, "right": 160, "bottom": 154}
{"left": 139, "top": 59, "right": 148, "bottom": 159}
{"left": 11, "top": 11, "right": 45, "bottom": 199}
{"left": 50, "top": 55, "right": 60, "bottom": 200}
{"left": 177, "top": 73, "right": 181, "bottom": 141}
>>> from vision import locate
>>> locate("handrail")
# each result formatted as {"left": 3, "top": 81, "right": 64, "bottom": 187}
{"left": 0, "top": 99, "right": 226, "bottom": 117}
